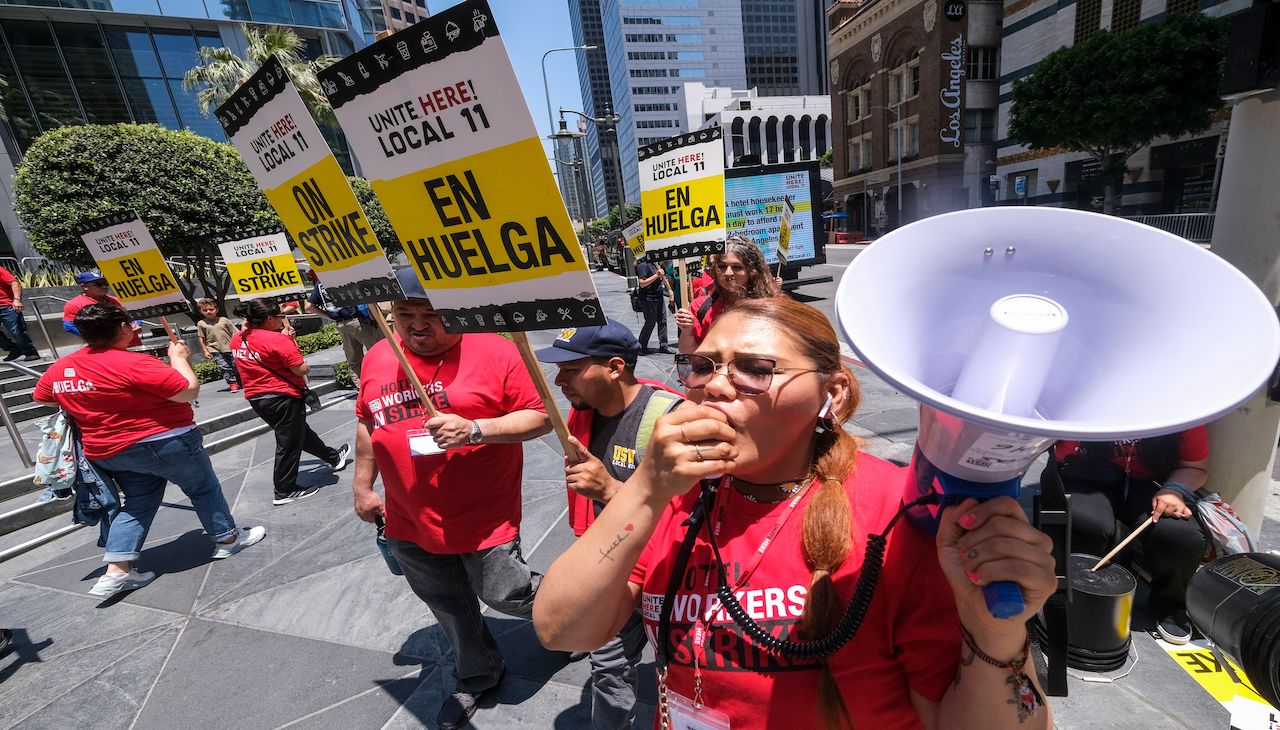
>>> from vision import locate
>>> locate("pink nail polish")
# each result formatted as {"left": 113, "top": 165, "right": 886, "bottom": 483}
{"left": 965, "top": 570, "right": 980, "bottom": 584}
{"left": 959, "top": 514, "right": 977, "bottom": 528}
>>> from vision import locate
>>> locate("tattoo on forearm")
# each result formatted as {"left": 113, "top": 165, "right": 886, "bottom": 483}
{"left": 598, "top": 526, "right": 632, "bottom": 563}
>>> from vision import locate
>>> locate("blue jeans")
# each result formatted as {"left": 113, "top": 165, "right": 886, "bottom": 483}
{"left": 91, "top": 429, "right": 238, "bottom": 563}
{"left": 0, "top": 305, "right": 36, "bottom": 356}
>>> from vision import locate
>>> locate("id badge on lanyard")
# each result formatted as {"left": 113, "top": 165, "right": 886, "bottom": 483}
{"left": 406, "top": 429, "right": 444, "bottom": 457}
{"left": 666, "top": 688, "right": 732, "bottom": 730}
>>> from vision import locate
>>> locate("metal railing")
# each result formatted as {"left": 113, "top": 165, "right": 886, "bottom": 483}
{"left": 1123, "top": 213, "right": 1215, "bottom": 244}
{"left": 0, "top": 360, "right": 40, "bottom": 468}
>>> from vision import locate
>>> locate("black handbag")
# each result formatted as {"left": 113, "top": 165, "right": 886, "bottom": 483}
{"left": 247, "top": 330, "right": 322, "bottom": 412}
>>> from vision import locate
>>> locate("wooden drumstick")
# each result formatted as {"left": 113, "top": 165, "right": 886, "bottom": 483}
{"left": 1091, "top": 515, "right": 1155, "bottom": 572}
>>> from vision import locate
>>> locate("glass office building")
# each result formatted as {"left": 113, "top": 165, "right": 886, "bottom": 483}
{"left": 0, "top": 1, "right": 380, "bottom": 257}
{"left": 600, "top": 0, "right": 746, "bottom": 206}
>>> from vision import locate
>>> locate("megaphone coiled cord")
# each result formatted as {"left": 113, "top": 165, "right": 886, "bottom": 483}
{"left": 703, "top": 492, "right": 938, "bottom": 661}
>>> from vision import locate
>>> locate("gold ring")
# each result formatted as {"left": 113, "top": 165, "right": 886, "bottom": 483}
{"left": 694, "top": 445, "right": 705, "bottom": 462}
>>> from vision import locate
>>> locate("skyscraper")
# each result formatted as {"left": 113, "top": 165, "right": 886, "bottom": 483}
{"left": 742, "top": 0, "right": 828, "bottom": 95}
{"left": 568, "top": 0, "right": 619, "bottom": 216}
{"left": 601, "top": 0, "right": 746, "bottom": 206}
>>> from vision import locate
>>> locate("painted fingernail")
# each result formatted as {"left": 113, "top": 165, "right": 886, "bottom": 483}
{"left": 959, "top": 514, "right": 977, "bottom": 528}
{"left": 965, "top": 570, "right": 981, "bottom": 584}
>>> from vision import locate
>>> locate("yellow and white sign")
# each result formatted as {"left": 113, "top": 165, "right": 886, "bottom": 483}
{"left": 777, "top": 197, "right": 795, "bottom": 262}
{"left": 74, "top": 210, "right": 188, "bottom": 318}
{"left": 638, "top": 127, "right": 725, "bottom": 262}
{"left": 216, "top": 228, "right": 307, "bottom": 302}
{"left": 217, "top": 55, "right": 401, "bottom": 306}
{"left": 622, "top": 219, "right": 646, "bottom": 260}
{"left": 1159, "top": 639, "right": 1278, "bottom": 729}
{"left": 319, "top": 0, "right": 602, "bottom": 334}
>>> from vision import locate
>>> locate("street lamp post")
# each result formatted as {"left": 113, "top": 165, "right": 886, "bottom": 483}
{"left": 559, "top": 105, "right": 633, "bottom": 279}
{"left": 541, "top": 45, "right": 597, "bottom": 136}
{"left": 868, "top": 104, "right": 902, "bottom": 227}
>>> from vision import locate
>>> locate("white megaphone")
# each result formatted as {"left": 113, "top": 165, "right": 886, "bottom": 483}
{"left": 836, "top": 207, "right": 1280, "bottom": 618}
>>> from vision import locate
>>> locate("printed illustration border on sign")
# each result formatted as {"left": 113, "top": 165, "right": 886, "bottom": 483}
{"left": 217, "top": 227, "right": 308, "bottom": 303}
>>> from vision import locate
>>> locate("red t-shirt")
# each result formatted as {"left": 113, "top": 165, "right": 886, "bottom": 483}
{"left": 692, "top": 271, "right": 715, "bottom": 298}
{"left": 689, "top": 293, "right": 728, "bottom": 342}
{"left": 355, "top": 334, "right": 546, "bottom": 554}
{"left": 63, "top": 293, "right": 143, "bottom": 347}
{"left": 0, "top": 267, "right": 16, "bottom": 307}
{"left": 229, "top": 328, "right": 305, "bottom": 398}
{"left": 34, "top": 347, "right": 194, "bottom": 459}
{"left": 631, "top": 454, "right": 960, "bottom": 730}
{"left": 1053, "top": 425, "right": 1209, "bottom": 480}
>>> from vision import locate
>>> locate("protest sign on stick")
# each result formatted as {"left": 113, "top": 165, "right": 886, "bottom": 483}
{"left": 215, "top": 227, "right": 307, "bottom": 304}
{"left": 775, "top": 196, "right": 794, "bottom": 277}
{"left": 217, "top": 56, "right": 440, "bottom": 417}
{"left": 75, "top": 210, "right": 188, "bottom": 341}
{"left": 622, "top": 219, "right": 645, "bottom": 261}
{"left": 319, "top": 0, "right": 603, "bottom": 455}
{"left": 638, "top": 127, "right": 726, "bottom": 267}
{"left": 216, "top": 55, "right": 402, "bottom": 308}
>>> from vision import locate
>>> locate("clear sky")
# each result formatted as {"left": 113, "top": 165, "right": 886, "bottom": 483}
{"left": 430, "top": 0, "right": 590, "bottom": 166}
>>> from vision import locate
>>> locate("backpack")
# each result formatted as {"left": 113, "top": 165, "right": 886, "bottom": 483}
{"left": 635, "top": 391, "right": 682, "bottom": 461}
{"left": 629, "top": 287, "right": 643, "bottom": 312}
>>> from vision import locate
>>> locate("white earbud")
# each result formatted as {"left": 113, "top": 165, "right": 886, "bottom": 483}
{"left": 815, "top": 394, "right": 834, "bottom": 433}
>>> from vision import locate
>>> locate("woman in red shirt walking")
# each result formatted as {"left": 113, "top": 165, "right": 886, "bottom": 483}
{"left": 230, "top": 299, "right": 350, "bottom": 505}
{"left": 536, "top": 297, "right": 1055, "bottom": 729}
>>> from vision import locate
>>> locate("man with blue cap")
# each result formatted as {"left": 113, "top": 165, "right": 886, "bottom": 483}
{"left": 349, "top": 268, "right": 553, "bottom": 730}
{"left": 63, "top": 272, "right": 141, "bottom": 346}
{"left": 535, "top": 319, "right": 683, "bottom": 730}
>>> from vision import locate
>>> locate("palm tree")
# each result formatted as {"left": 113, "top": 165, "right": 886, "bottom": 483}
{"left": 183, "top": 24, "right": 339, "bottom": 126}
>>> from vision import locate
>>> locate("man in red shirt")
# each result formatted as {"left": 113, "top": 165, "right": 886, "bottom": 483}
{"left": 33, "top": 303, "right": 265, "bottom": 598}
{"left": 63, "top": 272, "right": 142, "bottom": 347}
{"left": 0, "top": 265, "right": 39, "bottom": 361}
{"left": 351, "top": 269, "right": 552, "bottom": 730}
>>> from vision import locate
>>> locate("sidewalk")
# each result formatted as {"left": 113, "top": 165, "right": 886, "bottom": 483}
{"left": 0, "top": 270, "right": 1259, "bottom": 729}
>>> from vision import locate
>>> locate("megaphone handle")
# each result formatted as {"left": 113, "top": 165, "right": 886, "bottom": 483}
{"left": 982, "top": 581, "right": 1025, "bottom": 619}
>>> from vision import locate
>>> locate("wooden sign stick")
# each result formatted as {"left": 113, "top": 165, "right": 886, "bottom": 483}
{"left": 159, "top": 316, "right": 179, "bottom": 343}
{"left": 371, "top": 312, "right": 440, "bottom": 419}
{"left": 1091, "top": 515, "right": 1155, "bottom": 572}
{"left": 509, "top": 331, "right": 575, "bottom": 458}
{"left": 676, "top": 259, "right": 692, "bottom": 309}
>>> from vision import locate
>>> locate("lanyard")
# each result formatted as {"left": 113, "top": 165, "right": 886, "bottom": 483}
{"left": 691, "top": 478, "right": 815, "bottom": 671}
{"left": 415, "top": 356, "right": 446, "bottom": 427}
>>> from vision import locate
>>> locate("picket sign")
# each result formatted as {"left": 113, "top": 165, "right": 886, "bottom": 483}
{"left": 74, "top": 210, "right": 187, "bottom": 343}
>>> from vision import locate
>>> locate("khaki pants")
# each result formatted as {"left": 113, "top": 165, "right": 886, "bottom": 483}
{"left": 335, "top": 318, "right": 383, "bottom": 377}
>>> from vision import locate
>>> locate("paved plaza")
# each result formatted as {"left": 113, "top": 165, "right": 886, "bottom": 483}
{"left": 0, "top": 257, "right": 1274, "bottom": 728}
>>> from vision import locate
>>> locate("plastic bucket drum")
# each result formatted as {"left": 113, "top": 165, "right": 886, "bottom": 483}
{"left": 1062, "top": 553, "right": 1137, "bottom": 672}
{"left": 1186, "top": 553, "right": 1280, "bottom": 710}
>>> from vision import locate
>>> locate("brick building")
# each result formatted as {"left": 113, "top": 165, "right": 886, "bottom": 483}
{"left": 827, "top": 0, "right": 1001, "bottom": 234}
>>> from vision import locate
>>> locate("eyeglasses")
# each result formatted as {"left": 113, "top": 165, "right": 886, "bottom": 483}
{"left": 675, "top": 353, "right": 819, "bottom": 395}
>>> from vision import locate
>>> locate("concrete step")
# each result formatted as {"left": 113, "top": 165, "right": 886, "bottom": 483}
{"left": 2, "top": 386, "right": 34, "bottom": 407}
{"left": 8, "top": 400, "right": 56, "bottom": 423}
{"left": 0, "top": 386, "right": 353, "bottom": 562}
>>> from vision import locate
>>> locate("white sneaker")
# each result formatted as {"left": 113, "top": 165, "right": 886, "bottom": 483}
{"left": 330, "top": 444, "right": 351, "bottom": 472}
{"left": 89, "top": 569, "right": 155, "bottom": 597}
{"left": 211, "top": 526, "right": 267, "bottom": 559}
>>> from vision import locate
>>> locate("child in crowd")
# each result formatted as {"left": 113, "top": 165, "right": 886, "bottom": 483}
{"left": 196, "top": 299, "right": 241, "bottom": 391}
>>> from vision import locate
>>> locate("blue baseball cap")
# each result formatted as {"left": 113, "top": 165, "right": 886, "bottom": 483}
{"left": 535, "top": 319, "right": 641, "bottom": 364}
{"left": 76, "top": 271, "right": 108, "bottom": 285}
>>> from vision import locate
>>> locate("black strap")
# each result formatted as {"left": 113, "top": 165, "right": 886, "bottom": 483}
{"left": 655, "top": 483, "right": 716, "bottom": 669}
{"left": 1033, "top": 446, "right": 1072, "bottom": 697}
{"left": 696, "top": 292, "right": 718, "bottom": 320}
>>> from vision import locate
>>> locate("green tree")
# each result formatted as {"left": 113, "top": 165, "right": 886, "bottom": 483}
{"left": 348, "top": 175, "right": 402, "bottom": 257}
{"left": 13, "top": 124, "right": 278, "bottom": 317}
{"left": 1008, "top": 13, "right": 1227, "bottom": 214}
{"left": 183, "top": 24, "right": 339, "bottom": 126}
{"left": 818, "top": 149, "right": 833, "bottom": 168}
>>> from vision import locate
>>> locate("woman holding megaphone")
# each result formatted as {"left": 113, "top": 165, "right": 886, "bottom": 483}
{"left": 535, "top": 297, "right": 1055, "bottom": 729}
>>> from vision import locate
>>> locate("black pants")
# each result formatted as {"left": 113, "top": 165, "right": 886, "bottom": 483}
{"left": 1064, "top": 475, "right": 1205, "bottom": 617}
{"left": 248, "top": 394, "right": 339, "bottom": 497}
{"left": 638, "top": 297, "right": 668, "bottom": 350}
